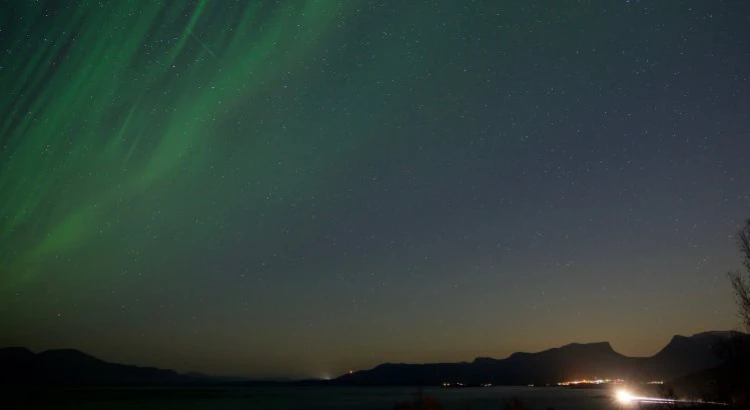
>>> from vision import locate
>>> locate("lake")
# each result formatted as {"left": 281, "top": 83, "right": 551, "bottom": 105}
{"left": 25, "top": 386, "right": 620, "bottom": 410}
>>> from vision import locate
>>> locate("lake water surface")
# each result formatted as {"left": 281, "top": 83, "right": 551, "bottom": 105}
{"left": 32, "top": 386, "right": 620, "bottom": 410}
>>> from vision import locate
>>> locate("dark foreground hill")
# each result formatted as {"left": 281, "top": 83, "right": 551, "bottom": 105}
{"left": 334, "top": 331, "right": 742, "bottom": 386}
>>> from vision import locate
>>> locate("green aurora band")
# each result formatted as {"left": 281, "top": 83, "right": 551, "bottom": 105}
{"left": 0, "top": 1, "right": 347, "bottom": 288}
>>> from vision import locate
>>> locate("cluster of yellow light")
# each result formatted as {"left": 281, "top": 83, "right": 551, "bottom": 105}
{"left": 557, "top": 378, "right": 624, "bottom": 386}
{"left": 441, "top": 382, "right": 493, "bottom": 387}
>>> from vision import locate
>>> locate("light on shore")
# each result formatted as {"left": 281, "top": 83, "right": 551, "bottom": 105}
{"left": 616, "top": 389, "right": 634, "bottom": 404}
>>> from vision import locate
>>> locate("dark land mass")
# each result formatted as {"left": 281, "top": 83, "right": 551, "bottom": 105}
{"left": 334, "top": 331, "right": 743, "bottom": 386}
{"left": 0, "top": 331, "right": 743, "bottom": 389}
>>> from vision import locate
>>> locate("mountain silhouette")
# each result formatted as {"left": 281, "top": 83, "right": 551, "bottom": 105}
{"left": 643, "top": 331, "right": 736, "bottom": 380}
{"left": 334, "top": 331, "right": 742, "bottom": 386}
{"left": 0, "top": 347, "right": 182, "bottom": 386}
{"left": 0, "top": 331, "right": 741, "bottom": 386}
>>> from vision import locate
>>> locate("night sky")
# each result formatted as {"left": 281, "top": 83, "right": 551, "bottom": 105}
{"left": 1, "top": 1, "right": 749, "bottom": 379}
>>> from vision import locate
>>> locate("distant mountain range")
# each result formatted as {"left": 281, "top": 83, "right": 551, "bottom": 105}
{"left": 0, "top": 331, "right": 744, "bottom": 387}
{"left": 0, "top": 347, "right": 306, "bottom": 387}
{"left": 334, "top": 331, "right": 745, "bottom": 386}
{"left": 0, "top": 347, "right": 289, "bottom": 386}
{"left": 0, "top": 347, "right": 184, "bottom": 386}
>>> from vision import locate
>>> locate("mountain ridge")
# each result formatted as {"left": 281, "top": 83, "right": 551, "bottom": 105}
{"left": 334, "top": 331, "right": 747, "bottom": 386}
{"left": 1, "top": 330, "right": 744, "bottom": 386}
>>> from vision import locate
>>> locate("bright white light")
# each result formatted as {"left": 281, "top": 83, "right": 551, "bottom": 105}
{"left": 612, "top": 389, "right": 728, "bottom": 407}
{"left": 616, "top": 389, "right": 634, "bottom": 404}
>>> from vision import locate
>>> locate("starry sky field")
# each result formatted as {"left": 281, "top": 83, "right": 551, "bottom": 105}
{"left": 1, "top": 0, "right": 749, "bottom": 378}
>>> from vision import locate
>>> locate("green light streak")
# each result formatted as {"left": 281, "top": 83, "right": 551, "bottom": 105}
{"left": 0, "top": 1, "right": 347, "bottom": 287}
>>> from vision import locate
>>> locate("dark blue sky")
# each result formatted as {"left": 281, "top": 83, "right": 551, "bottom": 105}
{"left": 1, "top": 0, "right": 749, "bottom": 378}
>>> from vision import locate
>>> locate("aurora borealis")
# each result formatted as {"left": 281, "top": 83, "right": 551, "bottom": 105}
{"left": 0, "top": 0, "right": 345, "bottom": 284}
{"left": 1, "top": 1, "right": 749, "bottom": 378}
